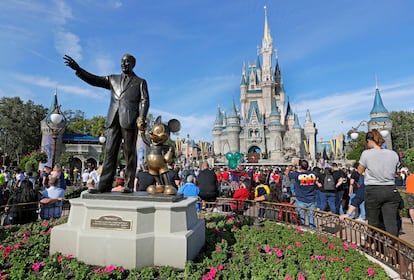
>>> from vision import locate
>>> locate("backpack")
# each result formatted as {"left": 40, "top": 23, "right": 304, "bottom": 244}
{"left": 323, "top": 173, "right": 336, "bottom": 191}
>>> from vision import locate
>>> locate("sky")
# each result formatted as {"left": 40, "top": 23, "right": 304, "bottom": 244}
{"left": 1, "top": 0, "right": 414, "bottom": 144}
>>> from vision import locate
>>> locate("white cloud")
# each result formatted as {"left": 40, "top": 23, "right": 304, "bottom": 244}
{"left": 49, "top": 0, "right": 73, "bottom": 25}
{"left": 95, "top": 55, "right": 116, "bottom": 75}
{"left": 54, "top": 30, "right": 82, "bottom": 60}
{"left": 150, "top": 107, "right": 215, "bottom": 142}
{"left": 12, "top": 73, "right": 103, "bottom": 100}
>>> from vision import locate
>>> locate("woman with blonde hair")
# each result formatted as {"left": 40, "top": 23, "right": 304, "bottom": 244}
{"left": 51, "top": 163, "right": 67, "bottom": 190}
{"left": 358, "top": 129, "right": 400, "bottom": 236}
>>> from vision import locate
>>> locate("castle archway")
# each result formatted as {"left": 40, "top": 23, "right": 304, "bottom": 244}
{"left": 248, "top": 145, "right": 261, "bottom": 154}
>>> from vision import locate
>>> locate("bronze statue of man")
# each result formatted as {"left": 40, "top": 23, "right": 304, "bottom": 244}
{"left": 64, "top": 54, "right": 149, "bottom": 193}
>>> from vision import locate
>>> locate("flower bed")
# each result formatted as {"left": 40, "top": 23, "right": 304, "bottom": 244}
{"left": 0, "top": 214, "right": 390, "bottom": 279}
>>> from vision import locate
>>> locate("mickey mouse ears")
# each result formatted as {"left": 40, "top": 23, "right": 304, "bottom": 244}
{"left": 168, "top": 119, "right": 181, "bottom": 133}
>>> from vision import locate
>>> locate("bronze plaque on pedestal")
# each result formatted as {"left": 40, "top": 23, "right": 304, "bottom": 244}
{"left": 90, "top": 215, "right": 132, "bottom": 230}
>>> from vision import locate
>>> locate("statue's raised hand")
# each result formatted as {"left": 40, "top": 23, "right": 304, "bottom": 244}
{"left": 63, "top": 55, "right": 80, "bottom": 71}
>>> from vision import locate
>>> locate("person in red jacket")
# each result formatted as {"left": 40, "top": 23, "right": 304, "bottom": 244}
{"left": 230, "top": 179, "right": 250, "bottom": 211}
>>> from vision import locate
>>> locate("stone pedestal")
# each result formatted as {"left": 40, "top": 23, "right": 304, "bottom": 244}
{"left": 50, "top": 191, "right": 205, "bottom": 269}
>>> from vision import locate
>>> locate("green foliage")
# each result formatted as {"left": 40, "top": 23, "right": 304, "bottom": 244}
{"left": 346, "top": 131, "right": 366, "bottom": 160}
{"left": 20, "top": 151, "right": 48, "bottom": 173}
{"left": 402, "top": 148, "right": 414, "bottom": 172}
{"left": 390, "top": 111, "right": 414, "bottom": 152}
{"left": 58, "top": 152, "right": 74, "bottom": 167}
{"left": 64, "top": 110, "right": 106, "bottom": 137}
{"left": 0, "top": 97, "right": 47, "bottom": 163}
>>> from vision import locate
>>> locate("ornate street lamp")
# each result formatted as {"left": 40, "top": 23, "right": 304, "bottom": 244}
{"left": 99, "top": 133, "right": 106, "bottom": 144}
{"left": 350, "top": 120, "right": 389, "bottom": 140}
{"left": 46, "top": 90, "right": 66, "bottom": 166}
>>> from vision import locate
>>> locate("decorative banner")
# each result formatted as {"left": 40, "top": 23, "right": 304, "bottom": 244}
{"left": 303, "top": 139, "right": 309, "bottom": 154}
{"left": 330, "top": 139, "right": 336, "bottom": 155}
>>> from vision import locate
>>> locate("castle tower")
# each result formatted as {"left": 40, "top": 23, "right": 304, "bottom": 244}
{"left": 212, "top": 105, "right": 224, "bottom": 155}
{"left": 303, "top": 109, "right": 317, "bottom": 160}
{"left": 267, "top": 97, "right": 284, "bottom": 160}
{"left": 368, "top": 80, "right": 393, "bottom": 149}
{"left": 226, "top": 97, "right": 241, "bottom": 152}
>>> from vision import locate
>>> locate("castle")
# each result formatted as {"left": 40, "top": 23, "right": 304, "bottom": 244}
{"left": 212, "top": 7, "right": 317, "bottom": 164}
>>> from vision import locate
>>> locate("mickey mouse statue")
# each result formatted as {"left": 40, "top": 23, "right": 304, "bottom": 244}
{"left": 141, "top": 116, "right": 181, "bottom": 195}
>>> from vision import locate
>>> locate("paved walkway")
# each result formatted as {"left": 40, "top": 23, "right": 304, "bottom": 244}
{"left": 399, "top": 217, "right": 414, "bottom": 245}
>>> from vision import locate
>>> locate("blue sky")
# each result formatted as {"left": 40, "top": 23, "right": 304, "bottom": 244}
{"left": 1, "top": 0, "right": 413, "bottom": 143}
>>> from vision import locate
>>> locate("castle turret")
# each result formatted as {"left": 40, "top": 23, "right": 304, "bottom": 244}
{"left": 303, "top": 109, "right": 317, "bottom": 161}
{"left": 267, "top": 97, "right": 284, "bottom": 160}
{"left": 226, "top": 97, "right": 241, "bottom": 152}
{"left": 213, "top": 105, "right": 224, "bottom": 154}
{"left": 368, "top": 80, "right": 392, "bottom": 149}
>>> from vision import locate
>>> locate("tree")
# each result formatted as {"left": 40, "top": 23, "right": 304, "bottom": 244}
{"left": 0, "top": 97, "right": 47, "bottom": 164}
{"left": 390, "top": 111, "right": 414, "bottom": 152}
{"left": 402, "top": 149, "right": 414, "bottom": 172}
{"left": 346, "top": 131, "right": 366, "bottom": 161}
{"left": 64, "top": 110, "right": 106, "bottom": 137}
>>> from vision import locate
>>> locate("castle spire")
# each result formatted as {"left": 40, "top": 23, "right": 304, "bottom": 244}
{"left": 370, "top": 81, "right": 388, "bottom": 114}
{"left": 263, "top": 6, "right": 272, "bottom": 44}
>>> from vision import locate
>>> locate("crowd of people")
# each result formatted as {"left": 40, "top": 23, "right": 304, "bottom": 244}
{"left": 0, "top": 163, "right": 67, "bottom": 225}
{"left": 1, "top": 128, "right": 412, "bottom": 239}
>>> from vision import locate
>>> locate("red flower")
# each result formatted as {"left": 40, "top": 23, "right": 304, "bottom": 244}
{"left": 367, "top": 267, "right": 375, "bottom": 276}
{"left": 104, "top": 265, "right": 115, "bottom": 273}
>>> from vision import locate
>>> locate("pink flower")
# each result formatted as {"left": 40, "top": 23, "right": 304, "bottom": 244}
{"left": 351, "top": 243, "right": 358, "bottom": 249}
{"left": 298, "top": 275, "right": 305, "bottom": 280}
{"left": 276, "top": 250, "right": 283, "bottom": 258}
{"left": 31, "top": 262, "right": 45, "bottom": 271}
{"left": 321, "top": 276, "right": 327, "bottom": 280}
{"left": 67, "top": 254, "right": 73, "bottom": 259}
{"left": 344, "top": 267, "right": 350, "bottom": 272}
{"left": 284, "top": 276, "right": 292, "bottom": 280}
{"left": 104, "top": 265, "right": 115, "bottom": 273}
{"left": 367, "top": 267, "right": 375, "bottom": 276}
{"left": 57, "top": 255, "right": 64, "bottom": 262}
{"left": 117, "top": 267, "right": 125, "bottom": 273}
{"left": 218, "top": 264, "right": 224, "bottom": 271}
{"left": 215, "top": 247, "right": 221, "bottom": 252}
{"left": 202, "top": 277, "right": 211, "bottom": 280}
{"left": 265, "top": 246, "right": 272, "bottom": 254}
{"left": 208, "top": 267, "right": 217, "bottom": 278}
{"left": 328, "top": 243, "right": 335, "bottom": 249}
{"left": 296, "top": 242, "right": 302, "bottom": 248}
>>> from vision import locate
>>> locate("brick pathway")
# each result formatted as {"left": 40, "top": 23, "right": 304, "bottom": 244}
{"left": 399, "top": 217, "right": 414, "bottom": 246}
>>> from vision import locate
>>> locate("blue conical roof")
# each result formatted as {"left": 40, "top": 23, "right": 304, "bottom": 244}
{"left": 370, "top": 87, "right": 388, "bottom": 114}
{"left": 228, "top": 96, "right": 238, "bottom": 118}
{"left": 214, "top": 106, "right": 223, "bottom": 125}
{"left": 285, "top": 98, "right": 293, "bottom": 117}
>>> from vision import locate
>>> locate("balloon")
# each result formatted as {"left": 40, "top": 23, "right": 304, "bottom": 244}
{"left": 234, "top": 152, "right": 242, "bottom": 160}
{"left": 225, "top": 152, "right": 233, "bottom": 160}
{"left": 228, "top": 160, "right": 237, "bottom": 169}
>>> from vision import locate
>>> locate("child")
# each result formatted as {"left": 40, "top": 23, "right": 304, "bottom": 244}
{"left": 255, "top": 174, "right": 270, "bottom": 220}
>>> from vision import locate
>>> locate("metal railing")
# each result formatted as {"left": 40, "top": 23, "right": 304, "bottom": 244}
{"left": 205, "top": 197, "right": 414, "bottom": 280}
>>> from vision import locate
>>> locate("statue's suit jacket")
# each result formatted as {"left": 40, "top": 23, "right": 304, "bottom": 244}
{"left": 75, "top": 68, "right": 149, "bottom": 129}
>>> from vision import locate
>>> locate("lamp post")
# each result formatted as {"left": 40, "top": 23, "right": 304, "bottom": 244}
{"left": 46, "top": 90, "right": 66, "bottom": 166}
{"left": 350, "top": 120, "right": 389, "bottom": 140}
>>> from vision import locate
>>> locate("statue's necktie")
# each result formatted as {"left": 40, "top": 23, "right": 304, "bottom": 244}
{"left": 122, "top": 75, "right": 128, "bottom": 89}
